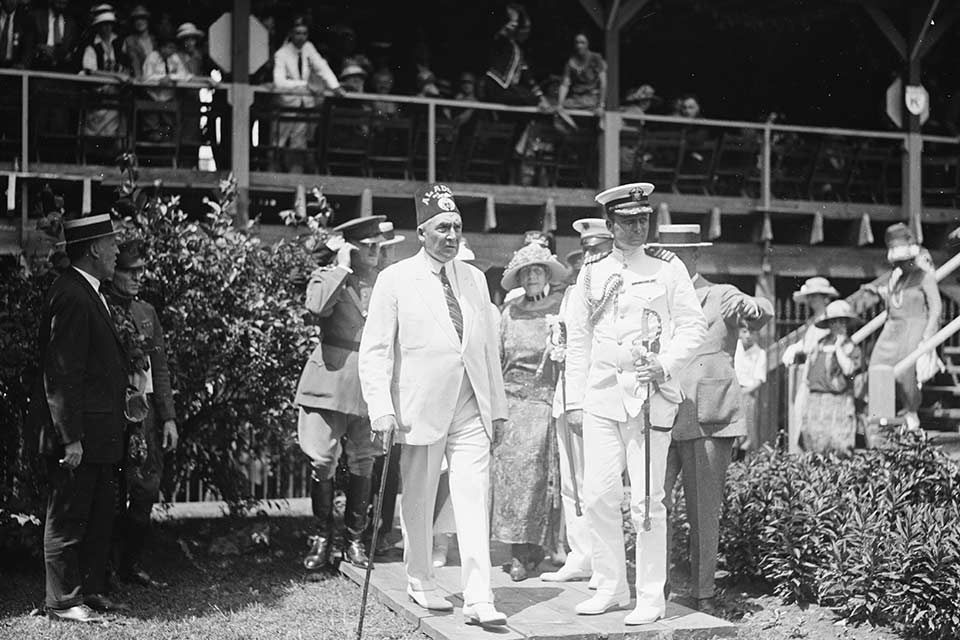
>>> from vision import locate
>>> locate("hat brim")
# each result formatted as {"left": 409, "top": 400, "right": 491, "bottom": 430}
{"left": 64, "top": 229, "right": 117, "bottom": 244}
{"left": 500, "top": 259, "right": 568, "bottom": 291}
{"left": 178, "top": 30, "right": 204, "bottom": 39}
{"left": 815, "top": 315, "right": 860, "bottom": 329}
{"left": 793, "top": 288, "right": 839, "bottom": 301}
{"left": 379, "top": 235, "right": 405, "bottom": 246}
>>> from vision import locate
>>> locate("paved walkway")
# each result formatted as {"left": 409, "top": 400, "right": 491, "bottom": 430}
{"left": 341, "top": 557, "right": 737, "bottom": 640}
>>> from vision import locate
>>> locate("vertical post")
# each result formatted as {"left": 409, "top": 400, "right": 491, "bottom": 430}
{"left": 427, "top": 101, "right": 436, "bottom": 183}
{"left": 21, "top": 74, "right": 29, "bottom": 173}
{"left": 755, "top": 269, "right": 778, "bottom": 448}
{"left": 231, "top": 0, "right": 251, "bottom": 226}
{"left": 604, "top": 27, "right": 620, "bottom": 110}
{"left": 761, "top": 124, "right": 772, "bottom": 210}
{"left": 600, "top": 110, "right": 622, "bottom": 189}
{"left": 903, "top": 56, "right": 923, "bottom": 242}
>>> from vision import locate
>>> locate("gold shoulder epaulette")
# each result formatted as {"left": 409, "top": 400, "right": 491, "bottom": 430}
{"left": 645, "top": 246, "right": 676, "bottom": 262}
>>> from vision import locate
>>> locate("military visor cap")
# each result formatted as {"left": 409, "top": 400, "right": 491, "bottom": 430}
{"left": 595, "top": 182, "right": 655, "bottom": 218}
{"left": 333, "top": 215, "right": 387, "bottom": 244}
{"left": 572, "top": 217, "right": 613, "bottom": 247}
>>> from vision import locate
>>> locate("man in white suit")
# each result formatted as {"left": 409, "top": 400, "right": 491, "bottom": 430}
{"left": 359, "top": 183, "right": 509, "bottom": 627}
{"left": 272, "top": 16, "right": 343, "bottom": 173}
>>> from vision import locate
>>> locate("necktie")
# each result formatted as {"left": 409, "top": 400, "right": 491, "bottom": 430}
{"left": 164, "top": 56, "right": 170, "bottom": 75}
{"left": 0, "top": 14, "right": 10, "bottom": 62}
{"left": 298, "top": 50, "right": 304, "bottom": 80}
{"left": 53, "top": 13, "right": 62, "bottom": 45}
{"left": 439, "top": 265, "right": 463, "bottom": 342}
{"left": 97, "top": 283, "right": 111, "bottom": 315}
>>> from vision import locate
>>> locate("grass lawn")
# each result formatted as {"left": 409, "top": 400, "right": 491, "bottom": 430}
{"left": 0, "top": 515, "right": 428, "bottom": 640}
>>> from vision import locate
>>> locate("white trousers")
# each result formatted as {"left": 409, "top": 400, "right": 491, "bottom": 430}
{"left": 556, "top": 416, "right": 591, "bottom": 573}
{"left": 582, "top": 412, "right": 670, "bottom": 610}
{"left": 399, "top": 375, "right": 494, "bottom": 606}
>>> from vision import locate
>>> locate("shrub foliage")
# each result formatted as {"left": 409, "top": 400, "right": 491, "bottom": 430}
{"left": 718, "top": 429, "right": 960, "bottom": 639}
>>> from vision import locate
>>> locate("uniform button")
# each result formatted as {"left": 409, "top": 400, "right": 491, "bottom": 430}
{"left": 617, "top": 366, "right": 623, "bottom": 373}
{"left": 617, "top": 339, "right": 623, "bottom": 345}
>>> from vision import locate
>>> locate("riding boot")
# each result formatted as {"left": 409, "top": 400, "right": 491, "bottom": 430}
{"left": 304, "top": 472, "right": 334, "bottom": 571}
{"left": 344, "top": 473, "right": 372, "bottom": 568}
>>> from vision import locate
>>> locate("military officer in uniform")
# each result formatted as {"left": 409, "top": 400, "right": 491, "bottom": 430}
{"left": 564, "top": 184, "right": 706, "bottom": 625}
{"left": 652, "top": 224, "right": 773, "bottom": 613}
{"left": 295, "top": 216, "right": 387, "bottom": 570}
{"left": 103, "top": 239, "right": 178, "bottom": 588}
{"left": 541, "top": 217, "right": 612, "bottom": 585}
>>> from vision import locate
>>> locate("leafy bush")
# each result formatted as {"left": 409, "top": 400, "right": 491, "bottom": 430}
{"left": 719, "top": 429, "right": 960, "bottom": 639}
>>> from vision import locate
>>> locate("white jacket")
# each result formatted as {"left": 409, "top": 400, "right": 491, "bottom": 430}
{"left": 272, "top": 41, "right": 339, "bottom": 108}
{"left": 359, "top": 249, "right": 508, "bottom": 446}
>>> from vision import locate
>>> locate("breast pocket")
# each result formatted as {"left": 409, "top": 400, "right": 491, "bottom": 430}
{"left": 623, "top": 282, "right": 669, "bottom": 345}
{"left": 398, "top": 307, "right": 430, "bottom": 349}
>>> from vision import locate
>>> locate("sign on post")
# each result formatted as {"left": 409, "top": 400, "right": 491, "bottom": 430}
{"left": 208, "top": 12, "right": 270, "bottom": 75}
{"left": 886, "top": 78, "right": 929, "bottom": 128}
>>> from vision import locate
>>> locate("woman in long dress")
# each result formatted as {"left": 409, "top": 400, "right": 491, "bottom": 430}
{"left": 800, "top": 300, "right": 862, "bottom": 454}
{"left": 490, "top": 243, "right": 567, "bottom": 581}
{"left": 865, "top": 223, "right": 942, "bottom": 430}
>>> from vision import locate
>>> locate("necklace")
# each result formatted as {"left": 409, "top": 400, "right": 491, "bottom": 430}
{"left": 524, "top": 291, "right": 546, "bottom": 302}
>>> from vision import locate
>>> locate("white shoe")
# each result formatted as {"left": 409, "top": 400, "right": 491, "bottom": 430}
{"left": 463, "top": 602, "right": 507, "bottom": 627}
{"left": 406, "top": 587, "right": 453, "bottom": 611}
{"left": 587, "top": 574, "right": 599, "bottom": 590}
{"left": 574, "top": 592, "right": 630, "bottom": 615}
{"left": 624, "top": 604, "right": 664, "bottom": 625}
{"left": 540, "top": 566, "right": 591, "bottom": 582}
{"left": 432, "top": 534, "right": 449, "bottom": 568}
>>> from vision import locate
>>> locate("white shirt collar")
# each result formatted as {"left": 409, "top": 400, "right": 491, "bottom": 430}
{"left": 422, "top": 248, "right": 451, "bottom": 275}
{"left": 72, "top": 265, "right": 101, "bottom": 292}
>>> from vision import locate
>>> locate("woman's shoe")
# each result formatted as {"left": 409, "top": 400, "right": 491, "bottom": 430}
{"left": 509, "top": 558, "right": 528, "bottom": 582}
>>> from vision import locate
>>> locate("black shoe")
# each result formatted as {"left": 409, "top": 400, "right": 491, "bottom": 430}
{"left": 696, "top": 597, "right": 719, "bottom": 615}
{"left": 83, "top": 593, "right": 130, "bottom": 612}
{"left": 509, "top": 558, "right": 528, "bottom": 582}
{"left": 303, "top": 535, "right": 330, "bottom": 571}
{"left": 47, "top": 604, "right": 107, "bottom": 623}
{"left": 344, "top": 536, "right": 370, "bottom": 568}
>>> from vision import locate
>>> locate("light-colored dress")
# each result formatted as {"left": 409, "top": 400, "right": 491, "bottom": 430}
{"left": 562, "top": 52, "right": 606, "bottom": 109}
{"left": 801, "top": 336, "right": 862, "bottom": 453}
{"left": 869, "top": 267, "right": 941, "bottom": 414}
{"left": 490, "top": 293, "right": 562, "bottom": 553}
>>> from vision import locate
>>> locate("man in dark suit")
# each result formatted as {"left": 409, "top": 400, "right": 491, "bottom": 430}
{"left": 31, "top": 0, "right": 80, "bottom": 71}
{"left": 31, "top": 213, "right": 127, "bottom": 623}
{"left": 653, "top": 225, "right": 773, "bottom": 614}
{"left": 0, "top": 0, "right": 36, "bottom": 68}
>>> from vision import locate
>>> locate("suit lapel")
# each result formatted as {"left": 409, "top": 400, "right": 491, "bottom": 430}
{"left": 450, "top": 261, "right": 476, "bottom": 350}
{"left": 70, "top": 269, "right": 124, "bottom": 349}
{"left": 410, "top": 251, "right": 460, "bottom": 349}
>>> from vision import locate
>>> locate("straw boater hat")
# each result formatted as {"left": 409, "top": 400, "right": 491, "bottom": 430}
{"left": 792, "top": 276, "right": 839, "bottom": 301}
{"left": 91, "top": 11, "right": 117, "bottom": 27}
{"left": 500, "top": 243, "right": 567, "bottom": 291}
{"left": 63, "top": 213, "right": 117, "bottom": 244}
{"left": 377, "top": 221, "right": 404, "bottom": 247}
{"left": 176, "top": 23, "right": 205, "bottom": 40}
{"left": 815, "top": 300, "right": 860, "bottom": 329}
{"left": 649, "top": 224, "right": 712, "bottom": 248}
{"left": 332, "top": 216, "right": 387, "bottom": 245}
{"left": 340, "top": 64, "right": 367, "bottom": 79}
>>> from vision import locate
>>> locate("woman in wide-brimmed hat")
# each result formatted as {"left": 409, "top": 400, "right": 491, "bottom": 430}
{"left": 799, "top": 300, "right": 863, "bottom": 454}
{"left": 862, "top": 223, "right": 942, "bottom": 431}
{"left": 780, "top": 276, "right": 840, "bottom": 449}
{"left": 490, "top": 242, "right": 568, "bottom": 582}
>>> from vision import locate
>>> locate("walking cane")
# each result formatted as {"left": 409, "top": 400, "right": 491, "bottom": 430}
{"left": 557, "top": 321, "right": 582, "bottom": 517}
{"left": 355, "top": 427, "right": 396, "bottom": 640}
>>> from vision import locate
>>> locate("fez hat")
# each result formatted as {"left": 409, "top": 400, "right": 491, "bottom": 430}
{"left": 815, "top": 300, "right": 860, "bottom": 329}
{"left": 792, "top": 277, "right": 839, "bottom": 301}
{"left": 63, "top": 213, "right": 117, "bottom": 244}
{"left": 595, "top": 182, "right": 655, "bottom": 218}
{"left": 116, "top": 239, "right": 146, "bottom": 270}
{"left": 649, "top": 224, "right": 712, "bottom": 248}
{"left": 500, "top": 242, "right": 568, "bottom": 291}
{"left": 572, "top": 217, "right": 613, "bottom": 248}
{"left": 414, "top": 183, "right": 460, "bottom": 227}
{"left": 378, "top": 221, "right": 405, "bottom": 247}
{"left": 333, "top": 216, "right": 387, "bottom": 244}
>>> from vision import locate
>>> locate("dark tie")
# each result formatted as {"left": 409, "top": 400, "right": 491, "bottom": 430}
{"left": 298, "top": 51, "right": 304, "bottom": 80}
{"left": 53, "top": 13, "right": 62, "bottom": 45}
{"left": 439, "top": 265, "right": 463, "bottom": 342}
{"left": 0, "top": 15, "right": 10, "bottom": 62}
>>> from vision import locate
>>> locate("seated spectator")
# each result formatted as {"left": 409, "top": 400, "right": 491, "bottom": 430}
{"left": 272, "top": 16, "right": 343, "bottom": 173}
{"left": 176, "top": 22, "right": 209, "bottom": 163}
{"left": 675, "top": 94, "right": 702, "bottom": 119}
{"left": 622, "top": 84, "right": 660, "bottom": 116}
{"left": 484, "top": 3, "right": 548, "bottom": 109}
{"left": 176, "top": 22, "right": 206, "bottom": 76}
{"left": 0, "top": 0, "right": 36, "bottom": 69}
{"left": 31, "top": 0, "right": 79, "bottom": 72}
{"left": 339, "top": 64, "right": 367, "bottom": 93}
{"left": 371, "top": 68, "right": 398, "bottom": 119}
{"left": 558, "top": 32, "right": 606, "bottom": 114}
{"left": 451, "top": 72, "right": 478, "bottom": 127}
{"left": 122, "top": 5, "right": 154, "bottom": 80}
{"left": 81, "top": 10, "right": 130, "bottom": 144}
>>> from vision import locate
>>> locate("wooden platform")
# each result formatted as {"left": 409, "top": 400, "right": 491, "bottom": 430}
{"left": 340, "top": 556, "right": 737, "bottom": 640}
